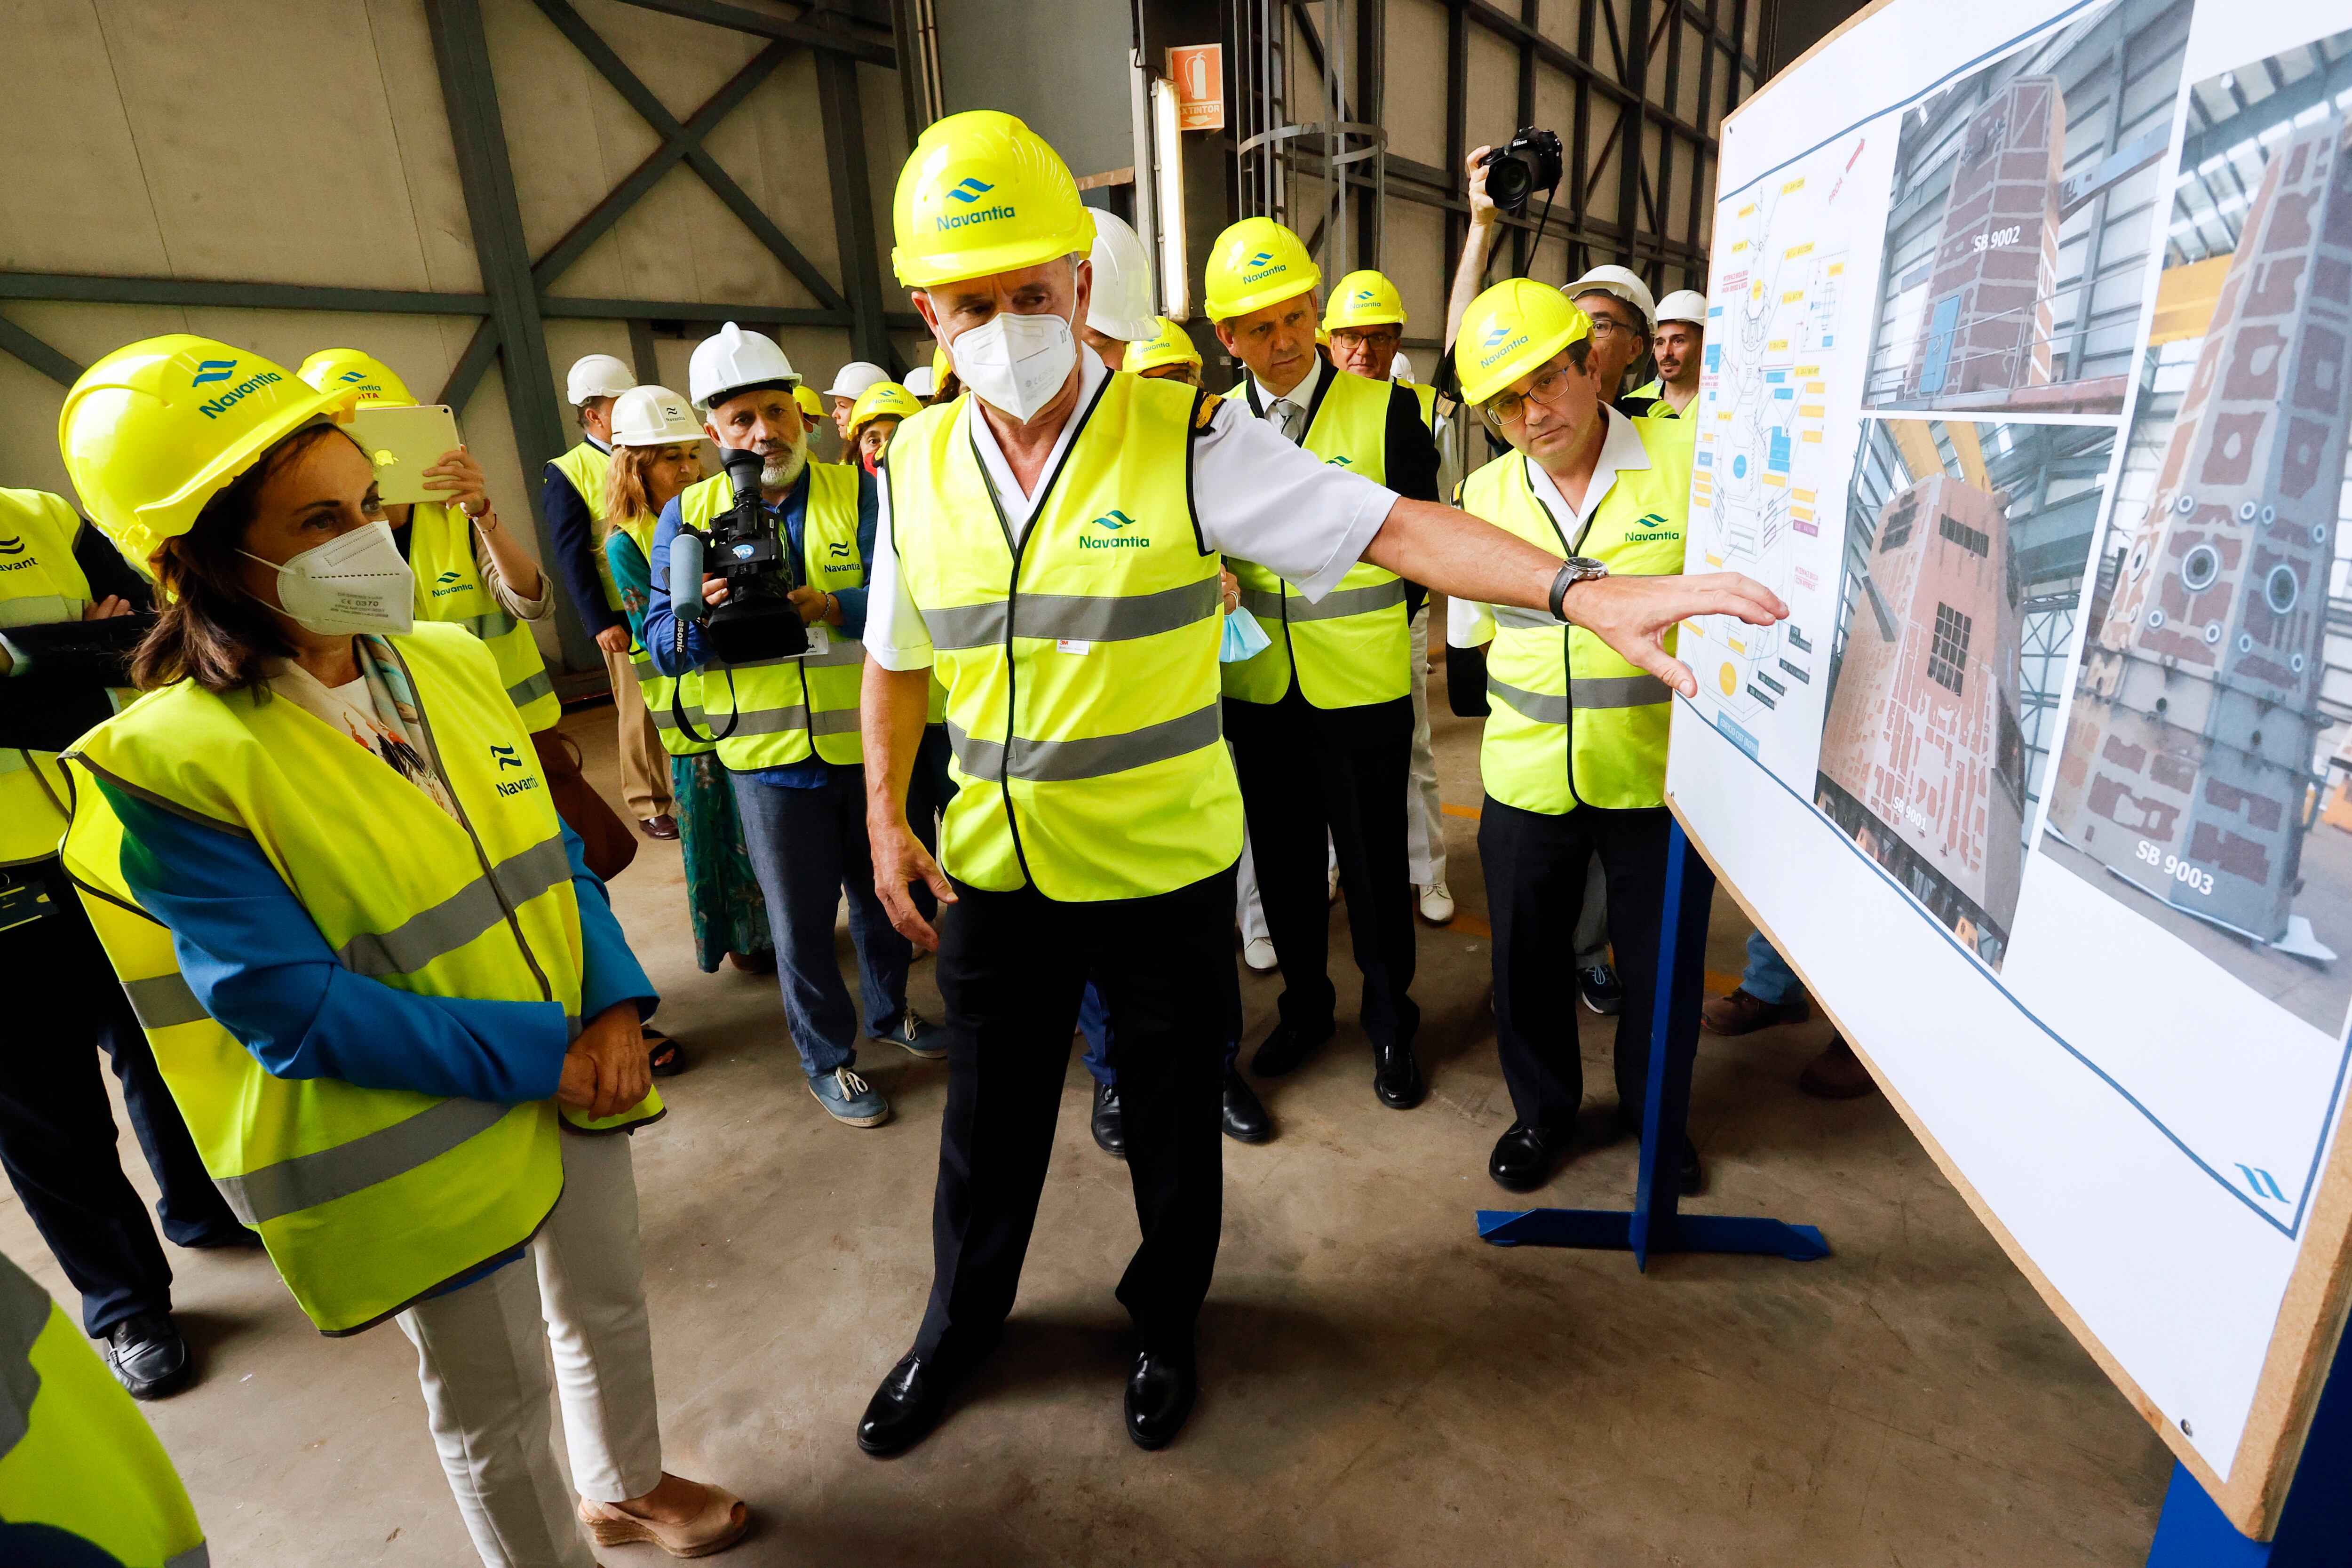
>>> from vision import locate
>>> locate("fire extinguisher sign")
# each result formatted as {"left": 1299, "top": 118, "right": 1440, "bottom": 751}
{"left": 1168, "top": 44, "right": 1224, "bottom": 132}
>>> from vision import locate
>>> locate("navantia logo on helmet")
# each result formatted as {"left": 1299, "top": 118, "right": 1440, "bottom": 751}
{"left": 934, "top": 175, "right": 1016, "bottom": 233}
{"left": 1240, "top": 250, "right": 1287, "bottom": 285}
{"left": 1478, "top": 322, "right": 1530, "bottom": 368}
{"left": 191, "top": 360, "right": 238, "bottom": 386}
{"left": 1081, "top": 510, "right": 1150, "bottom": 549}
{"left": 193, "top": 365, "right": 286, "bottom": 420}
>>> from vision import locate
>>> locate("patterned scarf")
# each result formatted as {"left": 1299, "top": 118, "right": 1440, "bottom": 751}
{"left": 266, "top": 636, "right": 459, "bottom": 820}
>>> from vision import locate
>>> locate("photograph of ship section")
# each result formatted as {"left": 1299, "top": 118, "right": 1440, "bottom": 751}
{"left": 1816, "top": 417, "right": 2115, "bottom": 970}
{"left": 1860, "top": 0, "right": 2188, "bottom": 417}
{"left": 2041, "top": 29, "right": 2352, "bottom": 1035}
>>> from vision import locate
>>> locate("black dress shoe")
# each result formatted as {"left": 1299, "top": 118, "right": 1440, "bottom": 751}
{"left": 1249, "top": 1019, "right": 1333, "bottom": 1078}
{"left": 1125, "top": 1346, "right": 1197, "bottom": 1450}
{"left": 1488, "top": 1122, "right": 1561, "bottom": 1193}
{"left": 858, "top": 1353, "right": 953, "bottom": 1456}
{"left": 1220, "top": 1069, "right": 1272, "bottom": 1143}
{"left": 103, "top": 1312, "right": 191, "bottom": 1401}
{"left": 1091, "top": 1080, "right": 1126, "bottom": 1158}
{"left": 1372, "top": 1037, "right": 1424, "bottom": 1109}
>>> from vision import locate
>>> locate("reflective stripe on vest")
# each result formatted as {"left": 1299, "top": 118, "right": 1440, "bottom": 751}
{"left": 0, "top": 491, "right": 91, "bottom": 866}
{"left": 1458, "top": 430, "right": 1692, "bottom": 813}
{"left": 406, "top": 502, "right": 561, "bottom": 732}
{"left": 678, "top": 466, "right": 869, "bottom": 769}
{"left": 1223, "top": 366, "right": 1411, "bottom": 708}
{"left": 549, "top": 442, "right": 622, "bottom": 612}
{"left": 610, "top": 513, "right": 714, "bottom": 757}
{"left": 0, "top": 1250, "right": 210, "bottom": 1566}
{"left": 886, "top": 374, "right": 1244, "bottom": 901}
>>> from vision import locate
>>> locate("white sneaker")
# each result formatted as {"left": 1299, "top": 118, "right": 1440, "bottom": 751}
{"left": 1418, "top": 882, "right": 1456, "bottom": 924}
{"left": 1243, "top": 937, "right": 1279, "bottom": 972}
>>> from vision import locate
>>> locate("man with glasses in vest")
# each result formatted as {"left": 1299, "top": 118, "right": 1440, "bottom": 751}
{"left": 1206, "top": 222, "right": 1442, "bottom": 1112}
{"left": 641, "top": 326, "right": 938, "bottom": 1130}
{"left": 853, "top": 111, "right": 1783, "bottom": 1457}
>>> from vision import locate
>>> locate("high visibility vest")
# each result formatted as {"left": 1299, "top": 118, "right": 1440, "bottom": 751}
{"left": 1625, "top": 379, "right": 1686, "bottom": 419}
{"left": 62, "top": 624, "right": 659, "bottom": 1337}
{"left": 1224, "top": 366, "right": 1411, "bottom": 708}
{"left": 1404, "top": 380, "right": 1438, "bottom": 432}
{"left": 678, "top": 466, "right": 869, "bottom": 770}
{"left": 549, "top": 440, "right": 622, "bottom": 612}
{"left": 405, "top": 503, "right": 560, "bottom": 732}
{"left": 612, "top": 513, "right": 714, "bottom": 758}
{"left": 0, "top": 490, "right": 88, "bottom": 868}
{"left": 0, "top": 1251, "right": 207, "bottom": 1567}
{"left": 887, "top": 376, "right": 1243, "bottom": 901}
{"left": 1458, "top": 420, "right": 1693, "bottom": 812}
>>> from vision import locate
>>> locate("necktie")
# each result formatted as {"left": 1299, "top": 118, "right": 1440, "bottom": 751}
{"left": 1272, "top": 398, "right": 1303, "bottom": 443}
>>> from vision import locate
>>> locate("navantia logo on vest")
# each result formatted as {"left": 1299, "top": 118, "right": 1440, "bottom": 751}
{"left": 490, "top": 742, "right": 542, "bottom": 797}
{"left": 431, "top": 570, "right": 470, "bottom": 597}
{"left": 935, "top": 177, "right": 1015, "bottom": 233}
{"left": 1632, "top": 510, "right": 1683, "bottom": 543}
{"left": 1081, "top": 510, "right": 1150, "bottom": 550}
{"left": 0, "top": 535, "right": 31, "bottom": 572}
{"left": 0, "top": 536, "right": 24, "bottom": 555}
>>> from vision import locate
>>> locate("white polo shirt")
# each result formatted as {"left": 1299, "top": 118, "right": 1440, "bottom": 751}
{"left": 866, "top": 353, "right": 1400, "bottom": 670}
{"left": 1448, "top": 404, "right": 1650, "bottom": 650}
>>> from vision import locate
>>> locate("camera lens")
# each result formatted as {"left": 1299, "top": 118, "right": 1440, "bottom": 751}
{"left": 1489, "top": 156, "right": 1533, "bottom": 214}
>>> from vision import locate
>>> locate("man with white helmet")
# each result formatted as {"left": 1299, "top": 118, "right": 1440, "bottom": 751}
{"left": 1628, "top": 289, "right": 1708, "bottom": 418}
{"left": 640, "top": 324, "right": 940, "bottom": 1130}
{"left": 853, "top": 110, "right": 1784, "bottom": 1457}
{"left": 546, "top": 352, "right": 680, "bottom": 839}
{"left": 823, "top": 360, "right": 890, "bottom": 443}
{"left": 1075, "top": 209, "right": 1159, "bottom": 369}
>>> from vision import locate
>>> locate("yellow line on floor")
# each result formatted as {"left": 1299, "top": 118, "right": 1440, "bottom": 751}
{"left": 1441, "top": 803, "right": 1482, "bottom": 820}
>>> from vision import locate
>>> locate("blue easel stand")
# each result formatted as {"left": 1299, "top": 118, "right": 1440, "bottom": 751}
{"left": 1477, "top": 820, "right": 1830, "bottom": 1269}
{"left": 2145, "top": 1343, "right": 2351, "bottom": 1566}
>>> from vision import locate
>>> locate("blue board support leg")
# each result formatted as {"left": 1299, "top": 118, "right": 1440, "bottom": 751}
{"left": 1477, "top": 819, "right": 1830, "bottom": 1264}
{"left": 2145, "top": 1342, "right": 2352, "bottom": 1566}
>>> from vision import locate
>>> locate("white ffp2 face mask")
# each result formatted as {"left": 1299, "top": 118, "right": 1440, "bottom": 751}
{"left": 949, "top": 304, "right": 1079, "bottom": 423}
{"left": 245, "top": 520, "right": 416, "bottom": 637}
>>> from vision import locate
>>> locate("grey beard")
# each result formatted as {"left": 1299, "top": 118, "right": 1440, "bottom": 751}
{"left": 762, "top": 446, "right": 807, "bottom": 489}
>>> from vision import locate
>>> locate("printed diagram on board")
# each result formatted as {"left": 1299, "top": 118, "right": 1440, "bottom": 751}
{"left": 1686, "top": 138, "right": 1865, "bottom": 762}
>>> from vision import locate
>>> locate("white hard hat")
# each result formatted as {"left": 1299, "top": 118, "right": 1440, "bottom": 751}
{"left": 610, "top": 384, "right": 703, "bottom": 447}
{"left": 1565, "top": 265, "right": 1657, "bottom": 330}
{"left": 566, "top": 353, "right": 635, "bottom": 407}
{"left": 1391, "top": 352, "right": 1416, "bottom": 384}
{"left": 1085, "top": 209, "right": 1158, "bottom": 343}
{"left": 822, "top": 360, "right": 889, "bottom": 402}
{"left": 904, "top": 366, "right": 938, "bottom": 399}
{"left": 1655, "top": 289, "right": 1708, "bottom": 327}
{"left": 689, "top": 323, "right": 798, "bottom": 411}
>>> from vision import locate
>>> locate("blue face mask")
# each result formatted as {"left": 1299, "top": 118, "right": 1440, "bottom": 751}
{"left": 1220, "top": 604, "right": 1271, "bottom": 663}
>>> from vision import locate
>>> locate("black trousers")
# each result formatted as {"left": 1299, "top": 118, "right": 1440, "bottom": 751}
{"left": 915, "top": 864, "right": 1235, "bottom": 1363}
{"left": 0, "top": 858, "right": 244, "bottom": 1335}
{"left": 1225, "top": 690, "right": 1419, "bottom": 1048}
{"left": 1478, "top": 799, "right": 1711, "bottom": 1135}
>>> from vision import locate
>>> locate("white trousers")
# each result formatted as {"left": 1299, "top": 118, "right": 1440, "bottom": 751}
{"left": 397, "top": 1129, "right": 663, "bottom": 1568}
{"left": 1406, "top": 605, "right": 1448, "bottom": 888}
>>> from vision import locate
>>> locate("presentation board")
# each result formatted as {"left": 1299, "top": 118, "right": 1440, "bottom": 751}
{"left": 1671, "top": 0, "right": 2352, "bottom": 1534}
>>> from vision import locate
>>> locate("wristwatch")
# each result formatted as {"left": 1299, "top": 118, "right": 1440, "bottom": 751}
{"left": 1549, "top": 556, "right": 1610, "bottom": 622}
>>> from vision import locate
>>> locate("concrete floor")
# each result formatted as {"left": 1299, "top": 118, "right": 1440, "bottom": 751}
{"left": 3, "top": 667, "right": 2177, "bottom": 1566}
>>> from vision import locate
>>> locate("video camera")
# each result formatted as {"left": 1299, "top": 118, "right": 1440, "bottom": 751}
{"left": 1480, "top": 127, "right": 1564, "bottom": 217}
{"left": 669, "top": 446, "right": 809, "bottom": 669}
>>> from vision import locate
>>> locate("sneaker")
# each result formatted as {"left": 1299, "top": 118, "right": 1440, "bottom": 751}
{"left": 1578, "top": 964, "right": 1622, "bottom": 1015}
{"left": 1700, "top": 987, "right": 1810, "bottom": 1036}
{"left": 1242, "top": 937, "right": 1279, "bottom": 972}
{"left": 1417, "top": 882, "right": 1456, "bottom": 924}
{"left": 875, "top": 1010, "right": 946, "bottom": 1059}
{"left": 809, "top": 1066, "right": 890, "bottom": 1127}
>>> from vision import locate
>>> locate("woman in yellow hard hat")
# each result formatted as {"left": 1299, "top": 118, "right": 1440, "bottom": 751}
{"left": 847, "top": 380, "right": 924, "bottom": 472}
{"left": 55, "top": 334, "right": 748, "bottom": 1564}
{"left": 1122, "top": 316, "right": 1203, "bottom": 386}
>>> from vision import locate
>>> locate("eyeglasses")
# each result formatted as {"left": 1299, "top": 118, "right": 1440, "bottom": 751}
{"left": 1586, "top": 318, "right": 1647, "bottom": 342}
{"left": 1482, "top": 364, "right": 1580, "bottom": 428}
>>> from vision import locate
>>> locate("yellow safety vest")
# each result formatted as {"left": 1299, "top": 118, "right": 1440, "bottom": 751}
{"left": 549, "top": 440, "right": 621, "bottom": 611}
{"left": 1405, "top": 380, "right": 1438, "bottom": 432}
{"left": 62, "top": 624, "right": 658, "bottom": 1337}
{"left": 0, "top": 1252, "right": 207, "bottom": 1567}
{"left": 0, "top": 490, "right": 89, "bottom": 868}
{"left": 887, "top": 376, "right": 1243, "bottom": 901}
{"left": 1626, "top": 379, "right": 1686, "bottom": 418}
{"left": 612, "top": 513, "right": 714, "bottom": 758}
{"left": 405, "top": 502, "right": 560, "bottom": 732}
{"left": 1458, "top": 419, "right": 1692, "bottom": 812}
{"left": 1224, "top": 366, "right": 1411, "bottom": 708}
{"left": 679, "top": 466, "right": 869, "bottom": 770}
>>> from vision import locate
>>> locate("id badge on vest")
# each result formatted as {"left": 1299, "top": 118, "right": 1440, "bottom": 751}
{"left": 803, "top": 623, "right": 830, "bottom": 656}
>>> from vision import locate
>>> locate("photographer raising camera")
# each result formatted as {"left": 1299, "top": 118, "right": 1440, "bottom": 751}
{"left": 639, "top": 325, "right": 941, "bottom": 1131}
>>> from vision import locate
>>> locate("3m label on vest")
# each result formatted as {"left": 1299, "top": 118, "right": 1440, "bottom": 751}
{"left": 1057, "top": 638, "right": 1093, "bottom": 656}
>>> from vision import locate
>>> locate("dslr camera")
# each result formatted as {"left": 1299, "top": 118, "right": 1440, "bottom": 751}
{"left": 669, "top": 445, "right": 808, "bottom": 669}
{"left": 1480, "top": 127, "right": 1564, "bottom": 216}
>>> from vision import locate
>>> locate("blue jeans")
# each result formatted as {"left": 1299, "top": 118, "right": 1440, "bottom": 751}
{"left": 1079, "top": 969, "right": 1241, "bottom": 1085}
{"left": 731, "top": 768, "right": 912, "bottom": 1077}
{"left": 1740, "top": 930, "right": 1805, "bottom": 1007}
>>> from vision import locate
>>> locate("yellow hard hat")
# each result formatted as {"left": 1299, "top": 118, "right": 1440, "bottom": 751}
{"left": 1323, "top": 271, "right": 1406, "bottom": 331}
{"left": 849, "top": 381, "right": 923, "bottom": 435}
{"left": 1203, "top": 217, "right": 1320, "bottom": 323}
{"left": 1123, "top": 317, "right": 1202, "bottom": 374}
{"left": 1455, "top": 279, "right": 1592, "bottom": 406}
{"left": 59, "top": 334, "right": 362, "bottom": 567}
{"left": 892, "top": 111, "right": 1097, "bottom": 289}
{"left": 794, "top": 383, "right": 824, "bottom": 419}
{"left": 297, "top": 347, "right": 415, "bottom": 407}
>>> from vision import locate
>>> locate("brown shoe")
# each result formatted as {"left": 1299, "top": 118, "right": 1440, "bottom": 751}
{"left": 1799, "top": 1035, "right": 1878, "bottom": 1099}
{"left": 640, "top": 814, "right": 680, "bottom": 840}
{"left": 1700, "top": 987, "right": 1809, "bottom": 1036}
{"left": 728, "top": 950, "right": 778, "bottom": 974}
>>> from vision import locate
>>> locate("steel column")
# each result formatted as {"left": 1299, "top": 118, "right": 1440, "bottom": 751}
{"left": 815, "top": 49, "right": 895, "bottom": 369}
